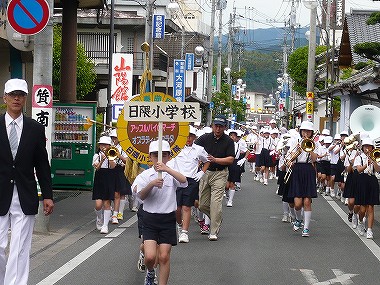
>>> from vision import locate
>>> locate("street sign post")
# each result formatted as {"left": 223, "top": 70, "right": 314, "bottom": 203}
{"left": 7, "top": 0, "right": 50, "bottom": 35}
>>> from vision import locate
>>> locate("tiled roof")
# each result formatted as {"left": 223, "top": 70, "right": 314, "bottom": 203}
{"left": 346, "top": 10, "right": 380, "bottom": 65}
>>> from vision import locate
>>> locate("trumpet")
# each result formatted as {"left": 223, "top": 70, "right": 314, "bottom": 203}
{"left": 107, "top": 146, "right": 120, "bottom": 161}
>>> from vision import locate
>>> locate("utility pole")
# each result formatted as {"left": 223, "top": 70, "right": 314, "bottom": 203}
{"left": 216, "top": 0, "right": 223, "bottom": 92}
{"left": 106, "top": 0, "right": 115, "bottom": 125}
{"left": 206, "top": 0, "right": 217, "bottom": 125}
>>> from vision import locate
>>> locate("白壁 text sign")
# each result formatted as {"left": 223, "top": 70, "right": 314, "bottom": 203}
{"left": 124, "top": 101, "right": 200, "bottom": 122}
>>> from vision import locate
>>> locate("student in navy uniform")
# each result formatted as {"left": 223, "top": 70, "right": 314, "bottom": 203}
{"left": 287, "top": 121, "right": 318, "bottom": 237}
{"left": 0, "top": 78, "right": 54, "bottom": 285}
{"left": 109, "top": 129, "right": 131, "bottom": 222}
{"left": 133, "top": 140, "right": 187, "bottom": 285}
{"left": 353, "top": 138, "right": 380, "bottom": 239}
{"left": 92, "top": 136, "right": 117, "bottom": 234}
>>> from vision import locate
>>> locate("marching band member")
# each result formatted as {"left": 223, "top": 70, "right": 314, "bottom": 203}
{"left": 258, "top": 128, "right": 274, "bottom": 185}
{"left": 353, "top": 138, "right": 380, "bottom": 239}
{"left": 337, "top": 131, "right": 349, "bottom": 202}
{"left": 245, "top": 126, "right": 259, "bottom": 173}
{"left": 254, "top": 129, "right": 264, "bottom": 181}
{"left": 92, "top": 136, "right": 117, "bottom": 234}
{"left": 235, "top": 129, "right": 249, "bottom": 191}
{"left": 269, "top": 129, "right": 280, "bottom": 179}
{"left": 328, "top": 134, "right": 342, "bottom": 198}
{"left": 287, "top": 121, "right": 318, "bottom": 237}
{"left": 317, "top": 135, "right": 332, "bottom": 196}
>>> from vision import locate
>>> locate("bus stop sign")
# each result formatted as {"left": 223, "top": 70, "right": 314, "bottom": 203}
{"left": 7, "top": 0, "right": 50, "bottom": 35}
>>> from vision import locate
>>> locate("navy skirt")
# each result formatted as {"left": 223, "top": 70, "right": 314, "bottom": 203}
{"left": 343, "top": 170, "right": 359, "bottom": 198}
{"left": 228, "top": 159, "right": 242, "bottom": 183}
{"left": 259, "top": 148, "right": 272, "bottom": 167}
{"left": 354, "top": 173, "right": 380, "bottom": 205}
{"left": 288, "top": 163, "right": 317, "bottom": 198}
{"left": 92, "top": 168, "right": 117, "bottom": 200}
{"left": 319, "top": 160, "right": 331, "bottom": 176}
{"left": 333, "top": 159, "right": 345, "bottom": 183}
{"left": 114, "top": 165, "right": 132, "bottom": 195}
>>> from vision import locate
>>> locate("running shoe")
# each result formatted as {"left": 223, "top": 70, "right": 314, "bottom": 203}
{"left": 96, "top": 217, "right": 103, "bottom": 231}
{"left": 111, "top": 215, "right": 119, "bottom": 224}
{"left": 208, "top": 234, "right": 218, "bottom": 241}
{"left": 100, "top": 225, "right": 109, "bottom": 234}
{"left": 179, "top": 232, "right": 189, "bottom": 243}
{"left": 200, "top": 224, "right": 210, "bottom": 235}
{"left": 367, "top": 229, "right": 374, "bottom": 239}
{"left": 137, "top": 251, "right": 146, "bottom": 272}
{"left": 226, "top": 200, "right": 233, "bottom": 207}
{"left": 302, "top": 228, "right": 310, "bottom": 237}
{"left": 348, "top": 212, "right": 353, "bottom": 223}
{"left": 293, "top": 220, "right": 302, "bottom": 231}
{"left": 282, "top": 214, "right": 289, "bottom": 222}
{"left": 117, "top": 212, "right": 123, "bottom": 220}
{"left": 358, "top": 221, "right": 366, "bottom": 236}
{"left": 145, "top": 270, "right": 155, "bottom": 285}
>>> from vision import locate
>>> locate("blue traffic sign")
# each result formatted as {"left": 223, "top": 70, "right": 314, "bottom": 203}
{"left": 7, "top": 0, "right": 50, "bottom": 35}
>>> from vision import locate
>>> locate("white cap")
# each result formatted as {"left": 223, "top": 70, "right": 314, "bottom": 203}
{"left": 340, "top": 130, "right": 349, "bottom": 136}
{"left": 4, "top": 78, "right": 28, "bottom": 94}
{"left": 149, "top": 140, "right": 171, "bottom": 153}
{"left": 109, "top": 129, "right": 117, "bottom": 137}
{"left": 236, "top": 130, "right": 244, "bottom": 137}
{"left": 196, "top": 129, "right": 205, "bottom": 137}
{"left": 334, "top": 134, "right": 341, "bottom": 140}
{"left": 270, "top": 128, "right": 279, "bottom": 134}
{"left": 203, "top": 126, "right": 212, "bottom": 134}
{"left": 269, "top": 119, "right": 276, "bottom": 124}
{"left": 189, "top": 125, "right": 197, "bottom": 135}
{"left": 321, "top": 128, "right": 330, "bottom": 135}
{"left": 324, "top": 136, "right": 333, "bottom": 144}
{"left": 299, "top": 121, "right": 314, "bottom": 131}
{"left": 98, "top": 136, "right": 112, "bottom": 145}
{"left": 263, "top": 128, "right": 271, "bottom": 134}
{"left": 227, "top": 129, "right": 238, "bottom": 136}
{"left": 360, "top": 131, "right": 370, "bottom": 140}
{"left": 362, "top": 138, "right": 374, "bottom": 147}
{"left": 251, "top": 125, "right": 258, "bottom": 130}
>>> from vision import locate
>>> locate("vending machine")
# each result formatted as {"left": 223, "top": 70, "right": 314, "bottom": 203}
{"left": 51, "top": 102, "right": 97, "bottom": 190}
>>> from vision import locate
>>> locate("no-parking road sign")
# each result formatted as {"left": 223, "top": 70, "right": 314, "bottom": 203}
{"left": 7, "top": 0, "right": 50, "bottom": 35}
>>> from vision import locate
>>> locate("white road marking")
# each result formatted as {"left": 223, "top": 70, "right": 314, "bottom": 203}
{"left": 36, "top": 239, "right": 112, "bottom": 285}
{"left": 323, "top": 195, "right": 380, "bottom": 262}
{"left": 36, "top": 214, "right": 138, "bottom": 284}
{"left": 299, "top": 268, "right": 358, "bottom": 284}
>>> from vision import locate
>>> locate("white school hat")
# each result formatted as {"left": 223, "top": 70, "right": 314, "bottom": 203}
{"left": 109, "top": 129, "right": 117, "bottom": 138}
{"left": 98, "top": 136, "right": 112, "bottom": 145}
{"left": 362, "top": 138, "right": 374, "bottom": 147}
{"left": 4, "top": 78, "right": 28, "bottom": 94}
{"left": 299, "top": 121, "right": 314, "bottom": 131}
{"left": 149, "top": 140, "right": 171, "bottom": 153}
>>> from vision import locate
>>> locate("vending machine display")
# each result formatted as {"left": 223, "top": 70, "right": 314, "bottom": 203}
{"left": 51, "top": 102, "right": 96, "bottom": 189}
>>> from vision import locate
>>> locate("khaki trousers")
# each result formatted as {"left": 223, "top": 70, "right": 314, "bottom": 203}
{"left": 199, "top": 169, "right": 228, "bottom": 235}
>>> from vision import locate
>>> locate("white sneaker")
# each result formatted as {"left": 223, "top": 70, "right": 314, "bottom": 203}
{"left": 344, "top": 198, "right": 349, "bottom": 205}
{"left": 255, "top": 175, "right": 260, "bottom": 181}
{"left": 259, "top": 177, "right": 264, "bottom": 183}
{"left": 96, "top": 218, "right": 103, "bottom": 230}
{"left": 282, "top": 214, "right": 289, "bottom": 222}
{"left": 358, "top": 221, "right": 366, "bottom": 236}
{"left": 352, "top": 214, "right": 358, "bottom": 229}
{"left": 367, "top": 229, "right": 374, "bottom": 239}
{"left": 178, "top": 232, "right": 189, "bottom": 243}
{"left": 111, "top": 215, "right": 119, "bottom": 224}
{"left": 208, "top": 234, "right": 218, "bottom": 241}
{"left": 330, "top": 191, "right": 335, "bottom": 198}
{"left": 269, "top": 173, "right": 273, "bottom": 180}
{"left": 341, "top": 195, "right": 345, "bottom": 203}
{"left": 100, "top": 225, "right": 109, "bottom": 234}
{"left": 227, "top": 200, "right": 233, "bottom": 207}
{"left": 263, "top": 180, "right": 268, "bottom": 185}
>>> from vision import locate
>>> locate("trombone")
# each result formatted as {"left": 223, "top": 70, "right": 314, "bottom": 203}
{"left": 283, "top": 133, "right": 318, "bottom": 184}
{"left": 106, "top": 146, "right": 120, "bottom": 161}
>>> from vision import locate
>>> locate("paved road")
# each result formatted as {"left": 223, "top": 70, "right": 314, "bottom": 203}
{"left": 28, "top": 171, "right": 380, "bottom": 285}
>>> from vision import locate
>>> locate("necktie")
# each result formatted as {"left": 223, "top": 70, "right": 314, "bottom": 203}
{"left": 9, "top": 121, "right": 18, "bottom": 159}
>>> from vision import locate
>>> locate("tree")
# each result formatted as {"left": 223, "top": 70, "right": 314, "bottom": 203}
{"left": 53, "top": 25, "right": 97, "bottom": 100}
{"left": 287, "top": 45, "right": 327, "bottom": 96}
{"left": 353, "top": 12, "right": 380, "bottom": 63}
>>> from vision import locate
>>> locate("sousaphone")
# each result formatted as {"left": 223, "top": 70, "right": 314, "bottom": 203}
{"left": 350, "top": 105, "right": 380, "bottom": 140}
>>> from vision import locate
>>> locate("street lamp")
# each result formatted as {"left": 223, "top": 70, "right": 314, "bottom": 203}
{"left": 303, "top": 0, "right": 317, "bottom": 122}
{"left": 195, "top": 46, "right": 207, "bottom": 103}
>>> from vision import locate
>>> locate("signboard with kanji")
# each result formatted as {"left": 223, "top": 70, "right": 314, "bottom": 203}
{"left": 152, "top": 14, "right": 165, "bottom": 39}
{"left": 306, "top": 101, "right": 313, "bottom": 115}
{"left": 111, "top": 53, "right": 133, "bottom": 121}
{"left": 173, "top": 59, "right": 186, "bottom": 102}
{"left": 32, "top": 85, "right": 53, "bottom": 160}
{"left": 185, "top": 53, "right": 194, "bottom": 71}
{"left": 117, "top": 93, "right": 198, "bottom": 165}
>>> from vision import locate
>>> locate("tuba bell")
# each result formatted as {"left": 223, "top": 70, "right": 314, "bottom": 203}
{"left": 370, "top": 148, "right": 380, "bottom": 163}
{"left": 350, "top": 105, "right": 380, "bottom": 140}
{"left": 107, "top": 146, "right": 120, "bottom": 161}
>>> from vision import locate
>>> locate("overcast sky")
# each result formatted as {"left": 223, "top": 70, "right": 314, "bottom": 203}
{"left": 202, "top": 0, "right": 380, "bottom": 31}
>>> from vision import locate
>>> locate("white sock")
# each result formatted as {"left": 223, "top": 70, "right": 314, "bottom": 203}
{"left": 119, "top": 198, "right": 126, "bottom": 213}
{"left": 228, "top": 189, "right": 235, "bottom": 202}
{"left": 113, "top": 211, "right": 118, "bottom": 217}
{"left": 103, "top": 209, "right": 111, "bottom": 226}
{"left": 95, "top": 208, "right": 103, "bottom": 219}
{"left": 295, "top": 209, "right": 302, "bottom": 221}
{"left": 282, "top": 202, "right": 289, "bottom": 214}
{"left": 289, "top": 207, "right": 296, "bottom": 219}
{"left": 304, "top": 211, "right": 311, "bottom": 229}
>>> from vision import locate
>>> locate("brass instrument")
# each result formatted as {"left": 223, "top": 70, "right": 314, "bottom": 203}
{"left": 107, "top": 146, "right": 120, "bottom": 161}
{"left": 284, "top": 133, "right": 318, "bottom": 184}
{"left": 368, "top": 148, "right": 380, "bottom": 163}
